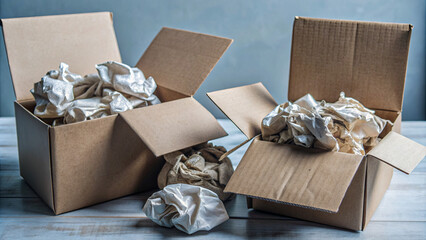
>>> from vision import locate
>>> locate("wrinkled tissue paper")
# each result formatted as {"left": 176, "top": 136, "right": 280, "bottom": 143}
{"left": 157, "top": 143, "right": 234, "bottom": 201}
{"left": 143, "top": 184, "right": 229, "bottom": 234}
{"left": 261, "top": 92, "right": 391, "bottom": 155}
{"left": 31, "top": 61, "right": 160, "bottom": 125}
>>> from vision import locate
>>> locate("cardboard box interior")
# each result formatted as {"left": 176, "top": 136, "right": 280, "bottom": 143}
{"left": 207, "top": 17, "right": 425, "bottom": 231}
{"left": 1, "top": 12, "right": 233, "bottom": 214}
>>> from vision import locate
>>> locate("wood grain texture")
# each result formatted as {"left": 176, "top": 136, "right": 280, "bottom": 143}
{"left": 1, "top": 218, "right": 425, "bottom": 239}
{"left": 0, "top": 117, "right": 425, "bottom": 239}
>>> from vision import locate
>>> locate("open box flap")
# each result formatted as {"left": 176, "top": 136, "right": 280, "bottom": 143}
{"left": 1, "top": 12, "right": 121, "bottom": 101}
{"left": 136, "top": 27, "right": 233, "bottom": 97}
{"left": 367, "top": 132, "right": 426, "bottom": 174}
{"left": 207, "top": 83, "right": 277, "bottom": 139}
{"left": 224, "top": 139, "right": 363, "bottom": 213}
{"left": 288, "top": 17, "right": 412, "bottom": 112}
{"left": 119, "top": 97, "right": 227, "bottom": 157}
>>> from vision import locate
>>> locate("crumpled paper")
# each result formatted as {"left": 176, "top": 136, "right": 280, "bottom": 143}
{"left": 143, "top": 184, "right": 229, "bottom": 234}
{"left": 261, "top": 92, "right": 391, "bottom": 155}
{"left": 157, "top": 143, "right": 234, "bottom": 201}
{"left": 31, "top": 61, "right": 160, "bottom": 125}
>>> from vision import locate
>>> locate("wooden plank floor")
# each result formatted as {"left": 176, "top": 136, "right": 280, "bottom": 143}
{"left": 0, "top": 117, "right": 425, "bottom": 239}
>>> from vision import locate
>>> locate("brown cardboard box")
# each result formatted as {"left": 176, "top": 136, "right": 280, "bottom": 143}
{"left": 207, "top": 17, "right": 426, "bottom": 231}
{"left": 1, "top": 12, "right": 232, "bottom": 214}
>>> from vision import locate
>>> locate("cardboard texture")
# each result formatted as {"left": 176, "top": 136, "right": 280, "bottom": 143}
{"left": 1, "top": 12, "right": 232, "bottom": 214}
{"left": 224, "top": 137, "right": 363, "bottom": 213}
{"left": 120, "top": 97, "right": 227, "bottom": 157}
{"left": 50, "top": 114, "right": 163, "bottom": 213}
{"left": 137, "top": 27, "right": 232, "bottom": 96}
{"left": 208, "top": 17, "right": 425, "bottom": 230}
{"left": 207, "top": 83, "right": 277, "bottom": 139}
{"left": 252, "top": 158, "right": 367, "bottom": 230}
{"left": 14, "top": 101, "right": 54, "bottom": 210}
{"left": 367, "top": 131, "right": 426, "bottom": 174}
{"left": 288, "top": 17, "right": 412, "bottom": 112}
{"left": 363, "top": 155, "right": 394, "bottom": 229}
{"left": 1, "top": 12, "right": 121, "bottom": 101}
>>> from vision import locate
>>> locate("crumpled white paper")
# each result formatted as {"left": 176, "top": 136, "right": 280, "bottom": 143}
{"left": 31, "top": 61, "right": 160, "bottom": 125}
{"left": 143, "top": 184, "right": 229, "bottom": 234}
{"left": 261, "top": 92, "right": 391, "bottom": 155}
{"left": 157, "top": 143, "right": 234, "bottom": 201}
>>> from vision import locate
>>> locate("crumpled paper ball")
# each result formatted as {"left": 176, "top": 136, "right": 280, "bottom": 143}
{"left": 157, "top": 143, "right": 234, "bottom": 201}
{"left": 142, "top": 184, "right": 229, "bottom": 234}
{"left": 261, "top": 92, "right": 391, "bottom": 155}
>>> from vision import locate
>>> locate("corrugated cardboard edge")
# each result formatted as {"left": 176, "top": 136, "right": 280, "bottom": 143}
{"left": 240, "top": 194, "right": 339, "bottom": 213}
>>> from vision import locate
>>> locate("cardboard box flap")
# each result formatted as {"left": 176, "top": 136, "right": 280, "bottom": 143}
{"left": 1, "top": 12, "right": 121, "bottom": 101}
{"left": 288, "top": 17, "right": 412, "bottom": 111}
{"left": 207, "top": 83, "right": 277, "bottom": 139}
{"left": 367, "top": 132, "right": 426, "bottom": 174}
{"left": 224, "top": 139, "right": 363, "bottom": 212}
{"left": 119, "top": 97, "right": 227, "bottom": 157}
{"left": 136, "top": 27, "right": 233, "bottom": 96}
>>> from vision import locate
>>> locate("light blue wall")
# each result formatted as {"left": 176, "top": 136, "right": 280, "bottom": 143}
{"left": 1, "top": 0, "right": 425, "bottom": 120}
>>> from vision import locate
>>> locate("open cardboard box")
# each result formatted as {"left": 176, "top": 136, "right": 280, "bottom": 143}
{"left": 1, "top": 12, "right": 232, "bottom": 214}
{"left": 208, "top": 17, "right": 426, "bottom": 231}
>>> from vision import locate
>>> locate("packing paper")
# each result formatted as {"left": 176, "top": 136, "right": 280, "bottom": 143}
{"left": 31, "top": 61, "right": 160, "bottom": 125}
{"left": 143, "top": 184, "right": 229, "bottom": 234}
{"left": 262, "top": 92, "right": 391, "bottom": 155}
{"left": 157, "top": 143, "right": 234, "bottom": 201}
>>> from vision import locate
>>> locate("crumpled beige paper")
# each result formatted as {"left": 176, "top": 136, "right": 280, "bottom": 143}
{"left": 31, "top": 61, "right": 160, "bottom": 125}
{"left": 143, "top": 184, "right": 229, "bottom": 234}
{"left": 157, "top": 143, "right": 234, "bottom": 201}
{"left": 261, "top": 92, "right": 391, "bottom": 155}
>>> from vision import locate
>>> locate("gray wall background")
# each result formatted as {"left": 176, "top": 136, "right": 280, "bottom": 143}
{"left": 1, "top": 0, "right": 425, "bottom": 120}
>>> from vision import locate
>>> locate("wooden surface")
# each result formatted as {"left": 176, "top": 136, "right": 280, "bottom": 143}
{"left": 0, "top": 117, "right": 425, "bottom": 239}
